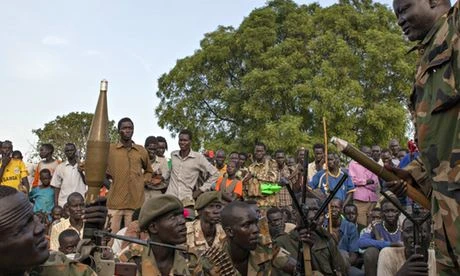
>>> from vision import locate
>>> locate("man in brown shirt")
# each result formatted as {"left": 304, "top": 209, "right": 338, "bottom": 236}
{"left": 107, "top": 117, "right": 153, "bottom": 235}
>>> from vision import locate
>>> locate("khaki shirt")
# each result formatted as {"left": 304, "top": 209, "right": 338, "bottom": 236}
{"left": 186, "top": 220, "right": 226, "bottom": 255}
{"left": 49, "top": 218, "right": 83, "bottom": 251}
{"left": 166, "top": 150, "right": 219, "bottom": 201}
{"left": 107, "top": 142, "right": 153, "bottom": 210}
{"left": 118, "top": 244, "right": 197, "bottom": 276}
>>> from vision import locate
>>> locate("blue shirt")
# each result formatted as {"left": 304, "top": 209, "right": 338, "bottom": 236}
{"left": 323, "top": 216, "right": 359, "bottom": 253}
{"left": 398, "top": 152, "right": 420, "bottom": 169}
{"left": 338, "top": 219, "right": 360, "bottom": 253}
{"left": 358, "top": 222, "right": 401, "bottom": 250}
{"left": 29, "top": 186, "right": 55, "bottom": 214}
{"left": 309, "top": 169, "right": 355, "bottom": 201}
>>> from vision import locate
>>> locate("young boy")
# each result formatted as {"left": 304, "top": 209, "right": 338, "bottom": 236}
{"left": 29, "top": 169, "right": 55, "bottom": 218}
{"left": 32, "top": 143, "right": 60, "bottom": 188}
{"left": 51, "top": 205, "right": 64, "bottom": 224}
{"left": 215, "top": 161, "right": 243, "bottom": 199}
{"left": 58, "top": 229, "right": 80, "bottom": 258}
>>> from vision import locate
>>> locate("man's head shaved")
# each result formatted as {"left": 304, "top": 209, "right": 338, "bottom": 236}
{"left": 221, "top": 201, "right": 253, "bottom": 228}
{"left": 67, "top": 192, "right": 84, "bottom": 204}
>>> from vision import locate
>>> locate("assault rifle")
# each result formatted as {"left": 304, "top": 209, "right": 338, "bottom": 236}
{"left": 282, "top": 171, "right": 348, "bottom": 275}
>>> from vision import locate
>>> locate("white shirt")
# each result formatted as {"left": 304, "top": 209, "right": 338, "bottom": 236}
{"left": 51, "top": 161, "right": 87, "bottom": 207}
{"left": 377, "top": 247, "right": 436, "bottom": 276}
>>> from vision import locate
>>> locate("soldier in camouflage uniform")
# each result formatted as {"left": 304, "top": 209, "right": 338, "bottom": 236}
{"left": 196, "top": 201, "right": 296, "bottom": 275}
{"left": 29, "top": 251, "right": 97, "bottom": 276}
{"left": 118, "top": 194, "right": 198, "bottom": 275}
{"left": 0, "top": 186, "right": 98, "bottom": 275}
{"left": 391, "top": 0, "right": 460, "bottom": 273}
{"left": 244, "top": 142, "right": 280, "bottom": 208}
{"left": 185, "top": 191, "right": 226, "bottom": 256}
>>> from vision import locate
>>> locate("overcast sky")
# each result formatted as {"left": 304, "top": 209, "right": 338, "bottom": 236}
{"left": 1, "top": 0, "right": 393, "bottom": 160}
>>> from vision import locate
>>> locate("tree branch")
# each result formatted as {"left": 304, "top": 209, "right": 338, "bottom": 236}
{"left": 201, "top": 100, "right": 237, "bottom": 124}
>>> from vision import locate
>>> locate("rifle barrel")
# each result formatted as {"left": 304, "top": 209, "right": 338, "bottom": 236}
{"left": 94, "top": 230, "right": 187, "bottom": 251}
{"left": 313, "top": 173, "right": 348, "bottom": 221}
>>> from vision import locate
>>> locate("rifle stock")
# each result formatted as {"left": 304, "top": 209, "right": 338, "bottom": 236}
{"left": 331, "top": 137, "right": 430, "bottom": 210}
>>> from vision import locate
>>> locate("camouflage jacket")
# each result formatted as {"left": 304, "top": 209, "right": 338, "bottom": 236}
{"left": 186, "top": 219, "right": 226, "bottom": 256}
{"left": 197, "top": 238, "right": 291, "bottom": 276}
{"left": 411, "top": 2, "right": 460, "bottom": 192}
{"left": 409, "top": 1, "right": 460, "bottom": 268}
{"left": 117, "top": 244, "right": 198, "bottom": 276}
{"left": 246, "top": 160, "right": 280, "bottom": 206}
{"left": 29, "top": 251, "right": 97, "bottom": 276}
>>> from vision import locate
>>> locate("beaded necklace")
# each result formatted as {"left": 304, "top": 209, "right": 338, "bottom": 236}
{"left": 383, "top": 221, "right": 399, "bottom": 235}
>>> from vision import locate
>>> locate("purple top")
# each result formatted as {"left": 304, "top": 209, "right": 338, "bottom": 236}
{"left": 348, "top": 160, "right": 379, "bottom": 202}
{"left": 358, "top": 222, "right": 401, "bottom": 250}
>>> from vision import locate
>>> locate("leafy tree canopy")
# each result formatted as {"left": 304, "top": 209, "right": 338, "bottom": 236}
{"left": 32, "top": 112, "right": 118, "bottom": 160}
{"left": 156, "top": 0, "right": 415, "bottom": 154}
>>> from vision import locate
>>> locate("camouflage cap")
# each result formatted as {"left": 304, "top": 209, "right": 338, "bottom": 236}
{"left": 139, "top": 194, "right": 183, "bottom": 230}
{"left": 195, "top": 191, "right": 223, "bottom": 210}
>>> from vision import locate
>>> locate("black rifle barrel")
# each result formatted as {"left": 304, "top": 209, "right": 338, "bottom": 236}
{"left": 313, "top": 173, "right": 348, "bottom": 221}
{"left": 93, "top": 230, "right": 187, "bottom": 251}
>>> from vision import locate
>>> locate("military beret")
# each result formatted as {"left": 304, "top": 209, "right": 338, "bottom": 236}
{"left": 195, "top": 191, "right": 223, "bottom": 210}
{"left": 139, "top": 194, "right": 183, "bottom": 230}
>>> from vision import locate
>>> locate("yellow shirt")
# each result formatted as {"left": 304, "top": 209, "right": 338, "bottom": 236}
{"left": 0, "top": 159, "right": 28, "bottom": 189}
{"left": 216, "top": 164, "right": 227, "bottom": 177}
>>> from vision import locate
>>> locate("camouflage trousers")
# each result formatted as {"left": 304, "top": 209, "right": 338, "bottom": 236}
{"left": 432, "top": 182, "right": 460, "bottom": 275}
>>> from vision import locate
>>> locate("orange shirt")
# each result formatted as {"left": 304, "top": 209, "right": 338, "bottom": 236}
{"left": 32, "top": 160, "right": 61, "bottom": 187}
{"left": 215, "top": 176, "right": 243, "bottom": 197}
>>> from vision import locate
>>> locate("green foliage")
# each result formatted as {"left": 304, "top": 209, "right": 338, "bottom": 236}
{"left": 155, "top": 0, "right": 416, "bottom": 155}
{"left": 32, "top": 112, "right": 118, "bottom": 160}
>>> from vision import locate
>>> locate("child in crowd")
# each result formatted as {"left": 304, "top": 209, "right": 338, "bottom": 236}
{"left": 214, "top": 161, "right": 243, "bottom": 200}
{"left": 58, "top": 229, "right": 80, "bottom": 258}
{"left": 51, "top": 205, "right": 64, "bottom": 224}
{"left": 29, "top": 169, "right": 55, "bottom": 219}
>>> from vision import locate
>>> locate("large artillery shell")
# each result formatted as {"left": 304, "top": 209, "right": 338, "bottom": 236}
{"left": 85, "top": 80, "right": 110, "bottom": 203}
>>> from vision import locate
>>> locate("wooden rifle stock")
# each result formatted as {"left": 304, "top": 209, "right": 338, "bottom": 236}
{"left": 331, "top": 137, "right": 430, "bottom": 210}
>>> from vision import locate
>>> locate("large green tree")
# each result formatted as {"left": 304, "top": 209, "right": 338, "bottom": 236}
{"left": 156, "top": 0, "right": 416, "bottom": 154}
{"left": 32, "top": 112, "right": 118, "bottom": 160}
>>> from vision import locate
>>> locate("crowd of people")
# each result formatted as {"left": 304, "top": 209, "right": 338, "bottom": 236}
{"left": 0, "top": 117, "right": 434, "bottom": 275}
{"left": 4, "top": 0, "right": 460, "bottom": 273}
